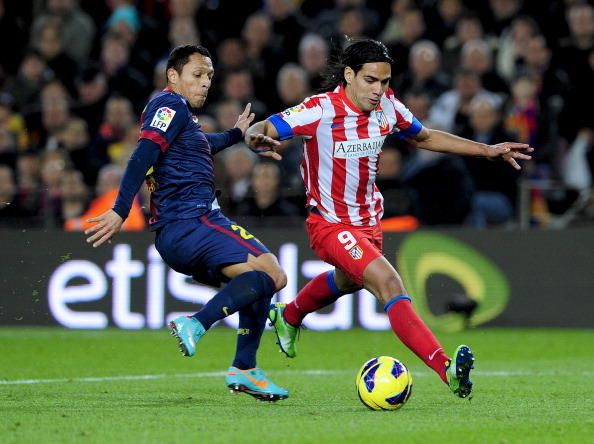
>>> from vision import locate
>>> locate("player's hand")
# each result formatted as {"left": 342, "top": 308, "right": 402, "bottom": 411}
{"left": 234, "top": 103, "right": 256, "bottom": 136}
{"left": 246, "top": 133, "right": 282, "bottom": 160}
{"left": 84, "top": 209, "right": 124, "bottom": 248}
{"left": 486, "top": 142, "right": 534, "bottom": 170}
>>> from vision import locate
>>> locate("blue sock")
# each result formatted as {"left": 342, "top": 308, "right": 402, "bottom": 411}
{"left": 232, "top": 298, "right": 270, "bottom": 369}
{"left": 193, "top": 271, "right": 275, "bottom": 330}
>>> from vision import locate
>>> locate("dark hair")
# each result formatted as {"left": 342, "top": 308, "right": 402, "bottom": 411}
{"left": 320, "top": 39, "right": 394, "bottom": 91}
{"left": 166, "top": 44, "right": 211, "bottom": 75}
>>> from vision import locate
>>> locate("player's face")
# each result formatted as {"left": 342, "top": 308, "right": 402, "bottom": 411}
{"left": 344, "top": 62, "right": 391, "bottom": 113}
{"left": 168, "top": 53, "right": 214, "bottom": 108}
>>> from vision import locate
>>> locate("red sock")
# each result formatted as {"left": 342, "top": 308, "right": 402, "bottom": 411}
{"left": 386, "top": 297, "right": 450, "bottom": 384}
{"left": 284, "top": 271, "right": 344, "bottom": 327}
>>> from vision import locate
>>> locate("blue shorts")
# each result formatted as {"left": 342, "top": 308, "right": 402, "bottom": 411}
{"left": 154, "top": 209, "right": 270, "bottom": 287}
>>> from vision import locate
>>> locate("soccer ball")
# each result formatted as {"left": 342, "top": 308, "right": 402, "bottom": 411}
{"left": 356, "top": 356, "right": 413, "bottom": 411}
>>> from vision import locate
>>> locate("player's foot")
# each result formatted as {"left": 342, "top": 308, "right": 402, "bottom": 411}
{"left": 447, "top": 344, "right": 475, "bottom": 399}
{"left": 168, "top": 316, "right": 205, "bottom": 357}
{"left": 226, "top": 366, "right": 289, "bottom": 402}
{"left": 268, "top": 302, "right": 299, "bottom": 358}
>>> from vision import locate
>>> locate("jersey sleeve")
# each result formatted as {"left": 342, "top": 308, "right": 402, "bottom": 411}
{"left": 267, "top": 96, "right": 323, "bottom": 140}
{"left": 138, "top": 94, "right": 189, "bottom": 152}
{"left": 386, "top": 90, "right": 424, "bottom": 140}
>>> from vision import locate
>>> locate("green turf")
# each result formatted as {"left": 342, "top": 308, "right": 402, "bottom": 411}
{"left": 1, "top": 327, "right": 593, "bottom": 444}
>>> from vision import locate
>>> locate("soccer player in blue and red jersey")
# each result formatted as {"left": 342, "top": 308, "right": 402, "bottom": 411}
{"left": 85, "top": 45, "right": 289, "bottom": 401}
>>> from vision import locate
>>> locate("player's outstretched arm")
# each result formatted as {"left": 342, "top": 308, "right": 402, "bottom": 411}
{"left": 85, "top": 210, "right": 124, "bottom": 248}
{"left": 410, "top": 128, "right": 534, "bottom": 170}
{"left": 245, "top": 120, "right": 282, "bottom": 160}
{"left": 85, "top": 139, "right": 161, "bottom": 247}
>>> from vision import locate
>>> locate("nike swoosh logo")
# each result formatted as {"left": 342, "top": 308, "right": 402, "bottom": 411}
{"left": 222, "top": 306, "right": 229, "bottom": 316}
{"left": 238, "top": 369, "right": 268, "bottom": 388}
{"left": 428, "top": 348, "right": 442, "bottom": 361}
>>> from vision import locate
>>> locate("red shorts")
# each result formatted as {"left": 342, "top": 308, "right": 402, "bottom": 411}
{"left": 306, "top": 212, "right": 383, "bottom": 286}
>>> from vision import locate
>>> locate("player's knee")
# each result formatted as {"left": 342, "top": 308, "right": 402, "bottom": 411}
{"left": 375, "top": 274, "right": 406, "bottom": 304}
{"left": 267, "top": 268, "right": 287, "bottom": 291}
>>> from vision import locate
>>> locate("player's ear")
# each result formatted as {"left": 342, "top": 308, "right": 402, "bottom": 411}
{"left": 166, "top": 67, "right": 178, "bottom": 85}
{"left": 344, "top": 66, "right": 354, "bottom": 85}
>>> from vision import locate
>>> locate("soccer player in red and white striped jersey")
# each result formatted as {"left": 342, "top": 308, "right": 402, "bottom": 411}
{"left": 246, "top": 39, "right": 533, "bottom": 399}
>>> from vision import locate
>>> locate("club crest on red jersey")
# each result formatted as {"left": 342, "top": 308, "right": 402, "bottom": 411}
{"left": 375, "top": 110, "right": 389, "bottom": 131}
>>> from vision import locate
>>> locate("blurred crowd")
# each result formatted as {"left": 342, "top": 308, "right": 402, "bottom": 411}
{"left": 0, "top": 0, "right": 593, "bottom": 230}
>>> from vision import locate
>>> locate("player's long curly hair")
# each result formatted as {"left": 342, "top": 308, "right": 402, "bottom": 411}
{"left": 320, "top": 38, "right": 394, "bottom": 91}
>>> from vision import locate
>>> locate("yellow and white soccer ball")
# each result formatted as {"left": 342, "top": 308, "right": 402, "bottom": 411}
{"left": 356, "top": 356, "right": 413, "bottom": 411}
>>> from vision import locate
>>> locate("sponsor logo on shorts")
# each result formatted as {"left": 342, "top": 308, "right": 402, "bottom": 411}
{"left": 150, "top": 107, "right": 176, "bottom": 131}
{"left": 349, "top": 245, "right": 364, "bottom": 260}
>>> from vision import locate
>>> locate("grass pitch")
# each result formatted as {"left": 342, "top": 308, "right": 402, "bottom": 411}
{"left": 1, "top": 327, "right": 593, "bottom": 444}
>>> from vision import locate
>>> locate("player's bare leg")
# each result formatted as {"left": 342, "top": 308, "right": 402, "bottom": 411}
{"left": 362, "top": 256, "right": 474, "bottom": 398}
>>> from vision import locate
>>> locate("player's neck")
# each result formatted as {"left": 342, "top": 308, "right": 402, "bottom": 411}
{"left": 343, "top": 85, "right": 365, "bottom": 114}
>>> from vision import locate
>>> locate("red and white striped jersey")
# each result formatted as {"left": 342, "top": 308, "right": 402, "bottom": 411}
{"left": 268, "top": 85, "right": 423, "bottom": 226}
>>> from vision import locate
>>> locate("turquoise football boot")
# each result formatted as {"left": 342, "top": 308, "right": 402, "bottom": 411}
{"left": 447, "top": 344, "right": 475, "bottom": 398}
{"left": 225, "top": 366, "right": 289, "bottom": 401}
{"left": 268, "top": 302, "right": 299, "bottom": 358}
{"left": 168, "top": 316, "right": 206, "bottom": 357}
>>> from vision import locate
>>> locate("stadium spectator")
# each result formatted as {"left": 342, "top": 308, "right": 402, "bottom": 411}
{"left": 298, "top": 34, "right": 329, "bottom": 91}
{"left": 0, "top": 93, "right": 29, "bottom": 151}
{"left": 215, "top": 100, "right": 243, "bottom": 133}
{"left": 504, "top": 74, "right": 540, "bottom": 156}
{"left": 36, "top": 89, "right": 71, "bottom": 152}
{"left": 266, "top": 0, "right": 307, "bottom": 61}
{"left": 442, "top": 13, "right": 485, "bottom": 74}
{"left": 32, "top": 20, "right": 78, "bottom": 96}
{"left": 423, "top": 0, "right": 464, "bottom": 45}
{"left": 236, "top": 161, "right": 300, "bottom": 221}
{"left": 148, "top": 59, "right": 168, "bottom": 101}
{"left": 461, "top": 39, "right": 510, "bottom": 97}
{"left": 221, "top": 69, "right": 267, "bottom": 119}
{"left": 0, "top": 127, "right": 17, "bottom": 171}
{"left": 99, "top": 32, "right": 149, "bottom": 113}
{"left": 221, "top": 145, "right": 257, "bottom": 214}
{"left": 38, "top": 150, "right": 70, "bottom": 224}
{"left": 276, "top": 63, "right": 311, "bottom": 109}
{"left": 0, "top": 164, "right": 34, "bottom": 225}
{"left": 378, "top": 0, "right": 415, "bottom": 45}
{"left": 15, "top": 151, "right": 42, "bottom": 214}
{"left": 461, "top": 96, "right": 520, "bottom": 227}
{"left": 6, "top": 50, "right": 51, "bottom": 112}
{"left": 66, "top": 163, "right": 145, "bottom": 231}
{"left": 312, "top": 0, "right": 380, "bottom": 41}
{"left": 167, "top": 16, "right": 200, "bottom": 49}
{"left": 243, "top": 13, "right": 283, "bottom": 97}
{"left": 59, "top": 168, "right": 89, "bottom": 226}
{"left": 385, "top": 8, "right": 426, "bottom": 80}
{"left": 88, "top": 95, "right": 136, "bottom": 181}
{"left": 398, "top": 40, "right": 450, "bottom": 99}
{"left": 73, "top": 64, "right": 110, "bottom": 136}
{"left": 30, "top": 0, "right": 95, "bottom": 64}
{"left": 429, "top": 68, "right": 502, "bottom": 134}
{"left": 482, "top": 0, "right": 525, "bottom": 36}
{"left": 496, "top": 15, "right": 540, "bottom": 81}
